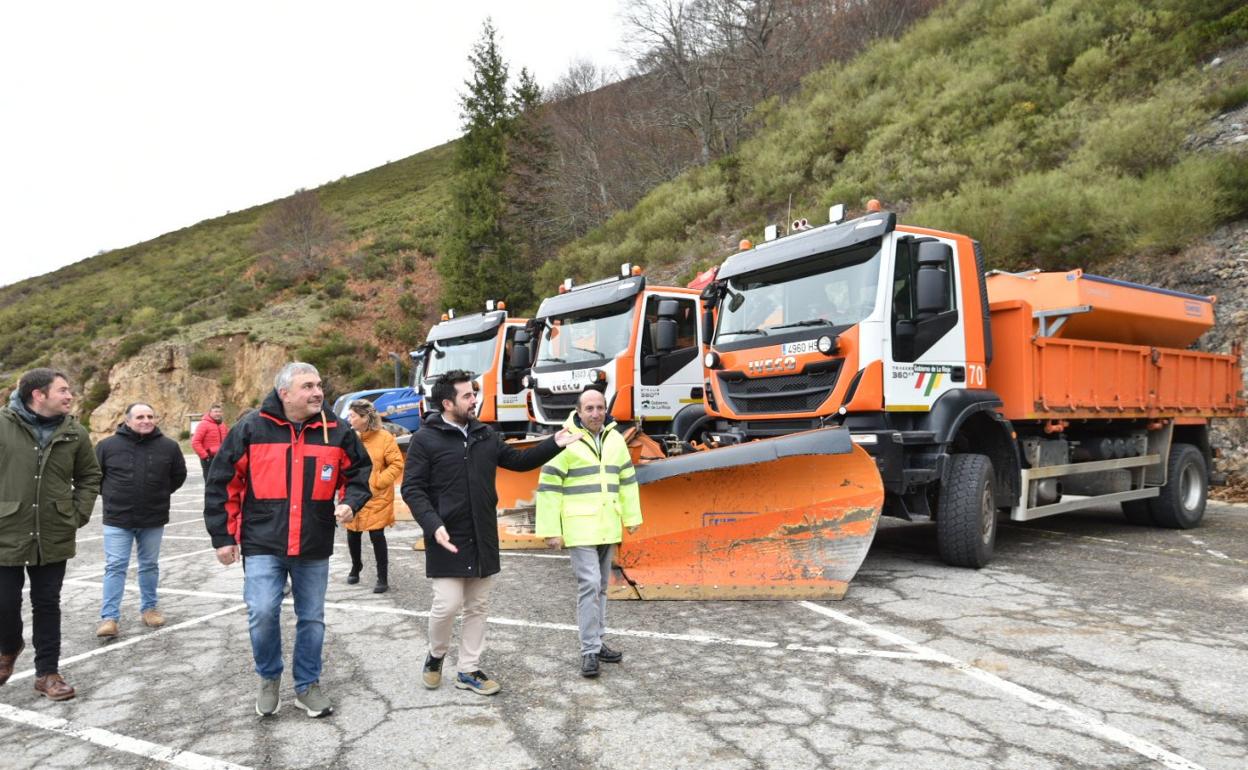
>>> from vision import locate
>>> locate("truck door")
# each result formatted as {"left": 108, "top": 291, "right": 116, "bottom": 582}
{"left": 495, "top": 325, "right": 531, "bottom": 425}
{"left": 636, "top": 294, "right": 702, "bottom": 422}
{"left": 883, "top": 235, "right": 969, "bottom": 411}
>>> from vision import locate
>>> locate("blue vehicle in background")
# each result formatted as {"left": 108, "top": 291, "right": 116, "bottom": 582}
{"left": 331, "top": 352, "right": 425, "bottom": 446}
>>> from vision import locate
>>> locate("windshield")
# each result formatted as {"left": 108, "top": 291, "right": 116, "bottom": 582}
{"left": 536, "top": 300, "right": 635, "bottom": 366}
{"left": 715, "top": 243, "right": 881, "bottom": 342}
{"left": 423, "top": 334, "right": 497, "bottom": 381}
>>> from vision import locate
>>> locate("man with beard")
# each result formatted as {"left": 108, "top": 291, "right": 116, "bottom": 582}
{"left": 402, "top": 370, "right": 576, "bottom": 696}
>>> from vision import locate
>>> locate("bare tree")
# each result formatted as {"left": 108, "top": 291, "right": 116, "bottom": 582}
{"left": 252, "top": 189, "right": 342, "bottom": 283}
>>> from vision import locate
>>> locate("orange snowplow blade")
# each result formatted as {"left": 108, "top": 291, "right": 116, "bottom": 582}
{"left": 611, "top": 428, "right": 883, "bottom": 600}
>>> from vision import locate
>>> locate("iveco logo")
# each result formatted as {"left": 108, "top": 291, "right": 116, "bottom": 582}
{"left": 746, "top": 356, "right": 797, "bottom": 374}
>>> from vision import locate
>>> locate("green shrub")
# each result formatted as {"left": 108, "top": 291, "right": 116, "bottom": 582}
{"left": 397, "top": 293, "right": 422, "bottom": 318}
{"left": 117, "top": 333, "right": 156, "bottom": 358}
{"left": 1206, "top": 82, "right": 1248, "bottom": 114}
{"left": 189, "top": 351, "right": 224, "bottom": 372}
{"left": 327, "top": 300, "right": 358, "bottom": 321}
{"left": 219, "top": 373, "right": 235, "bottom": 388}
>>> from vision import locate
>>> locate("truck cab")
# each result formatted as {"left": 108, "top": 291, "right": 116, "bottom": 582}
{"left": 528, "top": 266, "right": 705, "bottom": 434}
{"left": 413, "top": 304, "right": 535, "bottom": 437}
{"left": 703, "top": 207, "right": 990, "bottom": 441}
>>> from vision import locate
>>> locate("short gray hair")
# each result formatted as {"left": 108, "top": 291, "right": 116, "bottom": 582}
{"left": 274, "top": 362, "right": 319, "bottom": 393}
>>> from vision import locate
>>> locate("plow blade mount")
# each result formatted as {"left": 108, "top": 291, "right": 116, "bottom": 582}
{"left": 611, "top": 428, "right": 883, "bottom": 600}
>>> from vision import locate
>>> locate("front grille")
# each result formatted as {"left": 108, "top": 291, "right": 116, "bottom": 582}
{"left": 716, "top": 362, "right": 841, "bottom": 415}
{"left": 534, "top": 391, "right": 580, "bottom": 423}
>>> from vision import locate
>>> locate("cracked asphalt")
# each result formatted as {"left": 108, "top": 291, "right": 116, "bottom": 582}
{"left": 1, "top": 458, "right": 1245, "bottom": 769}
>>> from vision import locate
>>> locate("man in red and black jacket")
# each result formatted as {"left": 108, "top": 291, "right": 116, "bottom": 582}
{"left": 204, "top": 362, "right": 371, "bottom": 719}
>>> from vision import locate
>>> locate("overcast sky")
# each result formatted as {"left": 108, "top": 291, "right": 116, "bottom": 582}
{"left": 0, "top": 1, "right": 631, "bottom": 288}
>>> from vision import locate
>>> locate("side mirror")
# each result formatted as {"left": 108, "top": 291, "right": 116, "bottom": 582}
{"left": 915, "top": 242, "right": 952, "bottom": 317}
{"left": 701, "top": 308, "right": 715, "bottom": 345}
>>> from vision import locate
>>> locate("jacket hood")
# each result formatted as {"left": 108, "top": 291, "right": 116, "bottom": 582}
{"left": 5, "top": 389, "right": 68, "bottom": 430}
{"left": 115, "top": 422, "right": 164, "bottom": 442}
{"left": 7, "top": 389, "right": 37, "bottom": 423}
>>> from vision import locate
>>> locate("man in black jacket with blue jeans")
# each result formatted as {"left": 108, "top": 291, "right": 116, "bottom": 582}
{"left": 94, "top": 403, "right": 186, "bottom": 639}
{"left": 402, "top": 370, "right": 575, "bottom": 695}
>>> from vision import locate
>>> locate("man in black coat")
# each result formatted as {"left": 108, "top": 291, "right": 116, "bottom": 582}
{"left": 402, "top": 369, "right": 575, "bottom": 696}
{"left": 93, "top": 403, "right": 187, "bottom": 638}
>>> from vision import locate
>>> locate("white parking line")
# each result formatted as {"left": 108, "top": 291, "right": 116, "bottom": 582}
{"left": 0, "top": 704, "right": 250, "bottom": 770}
{"left": 78, "top": 534, "right": 211, "bottom": 544}
{"left": 66, "top": 548, "right": 219, "bottom": 581}
{"left": 6, "top": 603, "right": 247, "bottom": 684}
{"left": 799, "top": 601, "right": 1205, "bottom": 770}
{"left": 59, "top": 578, "right": 934, "bottom": 662}
{"left": 163, "top": 517, "right": 211, "bottom": 529}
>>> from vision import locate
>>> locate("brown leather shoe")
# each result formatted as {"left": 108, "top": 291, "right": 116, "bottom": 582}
{"left": 0, "top": 641, "right": 24, "bottom": 686}
{"left": 34, "top": 673, "right": 75, "bottom": 701}
{"left": 141, "top": 609, "right": 165, "bottom": 628}
{"left": 96, "top": 619, "right": 119, "bottom": 638}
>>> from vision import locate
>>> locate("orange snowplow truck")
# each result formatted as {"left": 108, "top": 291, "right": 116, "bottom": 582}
{"left": 526, "top": 264, "right": 706, "bottom": 436}
{"left": 412, "top": 302, "right": 535, "bottom": 438}
{"left": 699, "top": 203, "right": 1245, "bottom": 567}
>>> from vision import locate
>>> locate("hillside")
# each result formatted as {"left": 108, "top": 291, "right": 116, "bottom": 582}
{"left": 0, "top": 141, "right": 455, "bottom": 417}
{"left": 1, "top": 0, "right": 1245, "bottom": 462}
{"left": 543, "top": 0, "right": 1248, "bottom": 287}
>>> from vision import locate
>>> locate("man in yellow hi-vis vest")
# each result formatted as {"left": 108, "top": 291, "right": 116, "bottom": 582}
{"left": 536, "top": 390, "right": 642, "bottom": 678}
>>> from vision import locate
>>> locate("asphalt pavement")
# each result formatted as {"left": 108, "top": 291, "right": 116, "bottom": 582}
{"left": 1, "top": 457, "right": 1245, "bottom": 769}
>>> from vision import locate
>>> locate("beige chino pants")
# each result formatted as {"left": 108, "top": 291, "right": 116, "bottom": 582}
{"left": 428, "top": 575, "right": 495, "bottom": 673}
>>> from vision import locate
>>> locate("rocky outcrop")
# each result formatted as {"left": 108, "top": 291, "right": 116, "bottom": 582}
{"left": 90, "top": 336, "right": 289, "bottom": 441}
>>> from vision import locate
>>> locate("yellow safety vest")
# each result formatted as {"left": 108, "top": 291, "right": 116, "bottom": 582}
{"left": 534, "top": 415, "right": 642, "bottom": 547}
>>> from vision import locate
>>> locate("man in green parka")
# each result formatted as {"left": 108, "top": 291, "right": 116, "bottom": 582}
{"left": 535, "top": 389, "right": 642, "bottom": 679}
{"left": 0, "top": 368, "right": 101, "bottom": 701}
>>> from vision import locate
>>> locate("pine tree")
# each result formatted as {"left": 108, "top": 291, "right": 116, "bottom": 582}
{"left": 439, "top": 20, "right": 522, "bottom": 314}
{"left": 500, "top": 68, "right": 557, "bottom": 308}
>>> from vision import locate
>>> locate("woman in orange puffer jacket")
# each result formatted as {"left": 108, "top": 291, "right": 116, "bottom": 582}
{"left": 344, "top": 400, "right": 405, "bottom": 592}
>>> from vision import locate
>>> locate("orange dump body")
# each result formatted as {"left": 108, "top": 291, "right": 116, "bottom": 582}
{"left": 988, "top": 298, "right": 1243, "bottom": 422}
{"left": 985, "top": 269, "right": 1215, "bottom": 348}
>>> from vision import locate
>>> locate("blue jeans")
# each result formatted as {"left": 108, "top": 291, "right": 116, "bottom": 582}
{"left": 100, "top": 525, "right": 164, "bottom": 620}
{"left": 242, "top": 554, "right": 329, "bottom": 693}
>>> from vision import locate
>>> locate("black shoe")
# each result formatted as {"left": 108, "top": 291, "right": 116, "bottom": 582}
{"left": 373, "top": 582, "right": 388, "bottom": 594}
{"left": 581, "top": 653, "right": 600, "bottom": 678}
{"left": 346, "top": 572, "right": 360, "bottom": 585}
{"left": 598, "top": 643, "right": 623, "bottom": 663}
{"left": 422, "top": 653, "right": 444, "bottom": 689}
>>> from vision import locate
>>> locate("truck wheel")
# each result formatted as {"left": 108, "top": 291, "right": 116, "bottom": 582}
{"left": 1149, "top": 443, "right": 1207, "bottom": 529}
{"left": 1120, "top": 500, "right": 1155, "bottom": 526}
{"left": 672, "top": 404, "right": 710, "bottom": 444}
{"left": 937, "top": 453, "right": 996, "bottom": 568}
